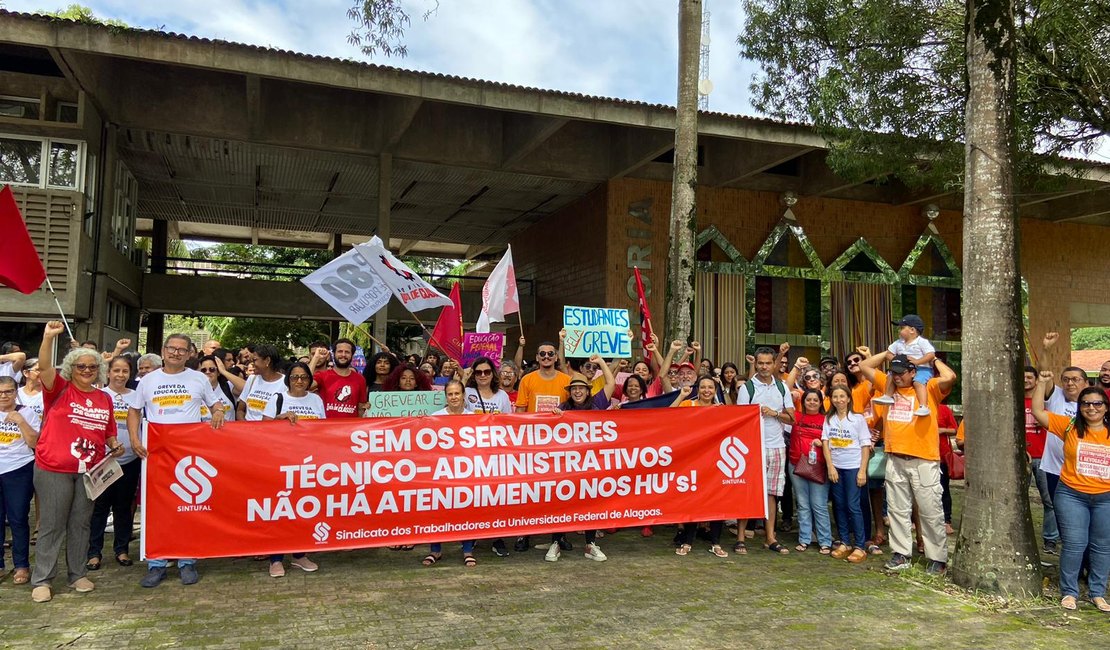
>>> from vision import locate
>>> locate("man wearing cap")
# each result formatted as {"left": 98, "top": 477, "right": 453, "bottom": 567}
{"left": 857, "top": 346, "right": 956, "bottom": 574}
{"left": 818, "top": 356, "right": 841, "bottom": 384}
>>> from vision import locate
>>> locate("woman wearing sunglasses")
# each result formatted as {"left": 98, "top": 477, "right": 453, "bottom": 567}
{"left": 1032, "top": 372, "right": 1110, "bottom": 612}
{"left": 463, "top": 356, "right": 514, "bottom": 416}
{"left": 29, "top": 321, "right": 123, "bottom": 603}
{"left": 197, "top": 355, "right": 242, "bottom": 422}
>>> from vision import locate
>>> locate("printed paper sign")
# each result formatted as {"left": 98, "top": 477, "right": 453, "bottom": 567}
{"left": 1076, "top": 442, "right": 1110, "bottom": 480}
{"left": 300, "top": 248, "right": 391, "bottom": 325}
{"left": 563, "top": 306, "right": 631, "bottom": 359}
{"left": 364, "top": 391, "right": 447, "bottom": 417}
{"left": 461, "top": 333, "right": 504, "bottom": 369}
{"left": 142, "top": 406, "right": 766, "bottom": 557}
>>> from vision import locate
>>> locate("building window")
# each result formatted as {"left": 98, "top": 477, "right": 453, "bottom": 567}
{"left": 0, "top": 96, "right": 40, "bottom": 120}
{"left": 112, "top": 161, "right": 137, "bottom": 255}
{"left": 0, "top": 134, "right": 85, "bottom": 191}
{"left": 56, "top": 102, "right": 79, "bottom": 124}
{"left": 106, "top": 296, "right": 129, "bottom": 331}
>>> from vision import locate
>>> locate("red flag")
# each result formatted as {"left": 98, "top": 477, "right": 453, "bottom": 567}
{"left": 634, "top": 267, "right": 654, "bottom": 345}
{"left": 0, "top": 186, "right": 46, "bottom": 294}
{"left": 429, "top": 282, "right": 464, "bottom": 362}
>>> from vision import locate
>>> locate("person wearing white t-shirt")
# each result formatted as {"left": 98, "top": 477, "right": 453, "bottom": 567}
{"left": 1042, "top": 365, "right": 1086, "bottom": 507}
{"left": 259, "top": 361, "right": 323, "bottom": 577}
{"left": 463, "top": 356, "right": 514, "bottom": 415}
{"left": 426, "top": 380, "right": 479, "bottom": 567}
{"left": 0, "top": 374, "right": 40, "bottom": 585}
{"left": 238, "top": 344, "right": 286, "bottom": 421}
{"left": 127, "top": 334, "right": 228, "bottom": 589}
{"left": 16, "top": 357, "right": 44, "bottom": 422}
{"left": 1, "top": 342, "right": 26, "bottom": 383}
{"left": 822, "top": 386, "right": 873, "bottom": 563}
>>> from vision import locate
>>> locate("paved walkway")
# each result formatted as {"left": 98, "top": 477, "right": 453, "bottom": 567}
{"left": 1, "top": 486, "right": 1106, "bottom": 648}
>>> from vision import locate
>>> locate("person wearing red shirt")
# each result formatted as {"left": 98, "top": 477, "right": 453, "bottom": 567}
{"left": 29, "top": 321, "right": 123, "bottom": 603}
{"left": 789, "top": 388, "right": 833, "bottom": 553}
{"left": 936, "top": 403, "right": 958, "bottom": 535}
{"left": 308, "top": 339, "right": 367, "bottom": 418}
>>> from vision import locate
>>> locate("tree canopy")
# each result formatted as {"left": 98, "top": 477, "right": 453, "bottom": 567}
{"left": 738, "top": 0, "right": 1109, "bottom": 190}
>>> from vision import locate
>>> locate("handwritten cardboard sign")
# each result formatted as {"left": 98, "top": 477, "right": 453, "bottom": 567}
{"left": 364, "top": 391, "right": 447, "bottom": 417}
{"left": 562, "top": 306, "right": 631, "bottom": 359}
{"left": 461, "top": 332, "right": 504, "bottom": 369}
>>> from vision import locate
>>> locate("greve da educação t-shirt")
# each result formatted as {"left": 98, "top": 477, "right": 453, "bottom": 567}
{"left": 37, "top": 376, "right": 114, "bottom": 473}
{"left": 101, "top": 387, "right": 140, "bottom": 465}
{"left": 133, "top": 368, "right": 227, "bottom": 424}
{"left": 262, "top": 391, "right": 327, "bottom": 420}
{"left": 821, "top": 412, "right": 873, "bottom": 469}
{"left": 0, "top": 405, "right": 41, "bottom": 474}
{"left": 240, "top": 374, "right": 288, "bottom": 421}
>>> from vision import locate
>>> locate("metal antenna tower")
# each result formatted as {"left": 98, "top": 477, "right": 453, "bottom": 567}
{"left": 697, "top": 10, "right": 712, "bottom": 111}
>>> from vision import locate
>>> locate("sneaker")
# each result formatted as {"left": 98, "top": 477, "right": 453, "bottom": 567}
{"left": 269, "top": 561, "right": 286, "bottom": 578}
{"left": 1044, "top": 540, "right": 1058, "bottom": 555}
{"left": 641, "top": 526, "right": 654, "bottom": 538}
{"left": 544, "top": 542, "right": 561, "bottom": 562}
{"left": 290, "top": 556, "right": 318, "bottom": 572}
{"left": 139, "top": 567, "right": 167, "bottom": 588}
{"left": 179, "top": 564, "right": 199, "bottom": 585}
{"left": 584, "top": 543, "right": 607, "bottom": 562}
{"left": 914, "top": 407, "right": 931, "bottom": 417}
{"left": 557, "top": 537, "right": 573, "bottom": 551}
{"left": 513, "top": 536, "right": 530, "bottom": 553}
{"left": 69, "top": 577, "right": 95, "bottom": 592}
{"left": 31, "top": 585, "right": 52, "bottom": 603}
{"left": 926, "top": 560, "right": 947, "bottom": 575}
{"left": 872, "top": 395, "right": 895, "bottom": 405}
{"left": 884, "top": 552, "right": 911, "bottom": 572}
{"left": 491, "top": 539, "right": 509, "bottom": 557}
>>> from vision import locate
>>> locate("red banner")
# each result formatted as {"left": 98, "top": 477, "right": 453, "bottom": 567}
{"left": 142, "top": 407, "right": 765, "bottom": 559}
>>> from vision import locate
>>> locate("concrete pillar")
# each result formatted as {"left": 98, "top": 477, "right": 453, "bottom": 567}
{"left": 152, "top": 220, "right": 168, "bottom": 274}
{"left": 373, "top": 153, "right": 391, "bottom": 350}
{"left": 146, "top": 313, "right": 164, "bottom": 353}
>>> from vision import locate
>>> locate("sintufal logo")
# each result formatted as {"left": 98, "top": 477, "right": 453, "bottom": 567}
{"left": 313, "top": 522, "right": 332, "bottom": 543}
{"left": 170, "top": 456, "right": 218, "bottom": 510}
{"left": 716, "top": 437, "right": 749, "bottom": 480}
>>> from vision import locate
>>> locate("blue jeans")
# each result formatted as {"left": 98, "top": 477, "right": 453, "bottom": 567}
{"left": 831, "top": 467, "right": 866, "bottom": 549}
{"left": 789, "top": 463, "right": 832, "bottom": 547}
{"left": 149, "top": 558, "right": 196, "bottom": 569}
{"left": 1029, "top": 458, "right": 1059, "bottom": 543}
{"left": 0, "top": 460, "right": 35, "bottom": 569}
{"left": 1053, "top": 483, "right": 1110, "bottom": 599}
{"left": 430, "top": 541, "right": 475, "bottom": 554}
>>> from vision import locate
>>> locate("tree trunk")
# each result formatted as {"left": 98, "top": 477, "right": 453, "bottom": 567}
{"left": 950, "top": 0, "right": 1042, "bottom": 595}
{"left": 665, "top": 0, "right": 701, "bottom": 343}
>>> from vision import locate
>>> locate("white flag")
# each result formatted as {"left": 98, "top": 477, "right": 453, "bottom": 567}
{"left": 476, "top": 245, "right": 520, "bottom": 333}
{"left": 355, "top": 237, "right": 453, "bottom": 312}
{"left": 300, "top": 248, "right": 391, "bottom": 325}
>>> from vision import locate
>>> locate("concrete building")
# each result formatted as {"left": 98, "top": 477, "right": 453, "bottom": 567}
{"left": 1, "top": 10, "right": 1108, "bottom": 375}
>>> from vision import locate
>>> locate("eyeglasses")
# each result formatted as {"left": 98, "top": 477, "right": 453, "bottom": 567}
{"left": 24, "top": 366, "right": 39, "bottom": 372}
{"left": 164, "top": 346, "right": 189, "bottom": 356}
{"left": 199, "top": 367, "right": 218, "bottom": 374}
{"left": 537, "top": 351, "right": 556, "bottom": 358}
{"left": 1061, "top": 376, "right": 1086, "bottom": 384}
{"left": 289, "top": 375, "right": 311, "bottom": 382}
{"left": 0, "top": 389, "right": 15, "bottom": 396}
{"left": 804, "top": 374, "right": 820, "bottom": 381}
{"left": 73, "top": 363, "right": 99, "bottom": 372}
{"left": 474, "top": 368, "right": 493, "bottom": 376}
{"left": 1079, "top": 401, "right": 1107, "bottom": 408}
{"left": 847, "top": 358, "right": 861, "bottom": 365}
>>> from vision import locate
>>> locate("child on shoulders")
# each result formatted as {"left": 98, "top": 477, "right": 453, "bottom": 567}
{"left": 873, "top": 314, "right": 935, "bottom": 417}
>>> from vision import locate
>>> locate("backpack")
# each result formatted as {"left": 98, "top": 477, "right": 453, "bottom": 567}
{"left": 744, "top": 377, "right": 788, "bottom": 409}
{"left": 274, "top": 393, "right": 284, "bottom": 416}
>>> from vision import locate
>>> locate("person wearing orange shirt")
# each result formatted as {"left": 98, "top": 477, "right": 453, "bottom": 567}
{"left": 1031, "top": 372, "right": 1110, "bottom": 612}
{"left": 857, "top": 347, "right": 957, "bottom": 575}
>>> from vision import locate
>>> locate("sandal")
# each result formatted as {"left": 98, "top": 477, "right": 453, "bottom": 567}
{"left": 463, "top": 555, "right": 477, "bottom": 567}
{"left": 421, "top": 554, "right": 441, "bottom": 566}
{"left": 708, "top": 545, "right": 728, "bottom": 558}
{"left": 866, "top": 544, "right": 884, "bottom": 556}
{"left": 13, "top": 568, "right": 30, "bottom": 584}
{"left": 116, "top": 554, "right": 134, "bottom": 567}
{"left": 732, "top": 542, "right": 747, "bottom": 555}
{"left": 1092, "top": 597, "right": 1110, "bottom": 612}
{"left": 85, "top": 557, "right": 101, "bottom": 571}
{"left": 675, "top": 544, "right": 692, "bottom": 556}
{"left": 1060, "top": 595, "right": 1077, "bottom": 611}
{"left": 819, "top": 546, "right": 832, "bottom": 555}
{"left": 795, "top": 543, "right": 809, "bottom": 552}
{"left": 764, "top": 542, "right": 789, "bottom": 555}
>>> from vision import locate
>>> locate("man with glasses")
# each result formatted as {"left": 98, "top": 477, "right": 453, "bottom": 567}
{"left": 128, "top": 334, "right": 229, "bottom": 588}
{"left": 857, "top": 348, "right": 957, "bottom": 574}
{"left": 516, "top": 341, "right": 570, "bottom": 414}
{"left": 307, "top": 339, "right": 367, "bottom": 419}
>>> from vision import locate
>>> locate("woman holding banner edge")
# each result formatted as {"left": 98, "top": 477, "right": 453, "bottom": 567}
{"left": 424, "top": 379, "right": 479, "bottom": 567}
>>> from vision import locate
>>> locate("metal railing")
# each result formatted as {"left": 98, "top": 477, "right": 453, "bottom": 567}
{"left": 148, "top": 256, "right": 534, "bottom": 294}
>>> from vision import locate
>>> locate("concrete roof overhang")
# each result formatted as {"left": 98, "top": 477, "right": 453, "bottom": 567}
{"left": 1, "top": 9, "right": 1108, "bottom": 259}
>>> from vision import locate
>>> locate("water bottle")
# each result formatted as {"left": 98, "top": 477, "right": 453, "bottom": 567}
{"left": 808, "top": 448, "right": 817, "bottom": 464}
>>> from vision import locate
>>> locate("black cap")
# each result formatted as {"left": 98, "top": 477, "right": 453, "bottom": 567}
{"left": 893, "top": 314, "right": 926, "bottom": 332}
{"left": 889, "top": 354, "right": 916, "bottom": 374}
{"left": 819, "top": 356, "right": 839, "bottom": 367}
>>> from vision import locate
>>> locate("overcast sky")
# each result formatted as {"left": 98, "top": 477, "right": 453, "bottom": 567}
{"left": 7, "top": 0, "right": 763, "bottom": 115}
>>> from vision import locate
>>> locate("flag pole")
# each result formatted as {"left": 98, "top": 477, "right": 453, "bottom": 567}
{"left": 44, "top": 277, "right": 75, "bottom": 341}
{"left": 352, "top": 323, "right": 389, "bottom": 354}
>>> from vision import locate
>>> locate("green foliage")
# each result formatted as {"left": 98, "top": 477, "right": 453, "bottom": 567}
{"left": 43, "top": 4, "right": 129, "bottom": 28}
{"left": 738, "top": 0, "right": 1110, "bottom": 190}
{"left": 192, "top": 243, "right": 332, "bottom": 280}
{"left": 1071, "top": 327, "right": 1110, "bottom": 350}
{"left": 214, "top": 317, "right": 330, "bottom": 352}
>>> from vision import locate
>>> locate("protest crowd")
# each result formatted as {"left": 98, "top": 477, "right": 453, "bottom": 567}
{"left": 2, "top": 314, "right": 1108, "bottom": 614}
